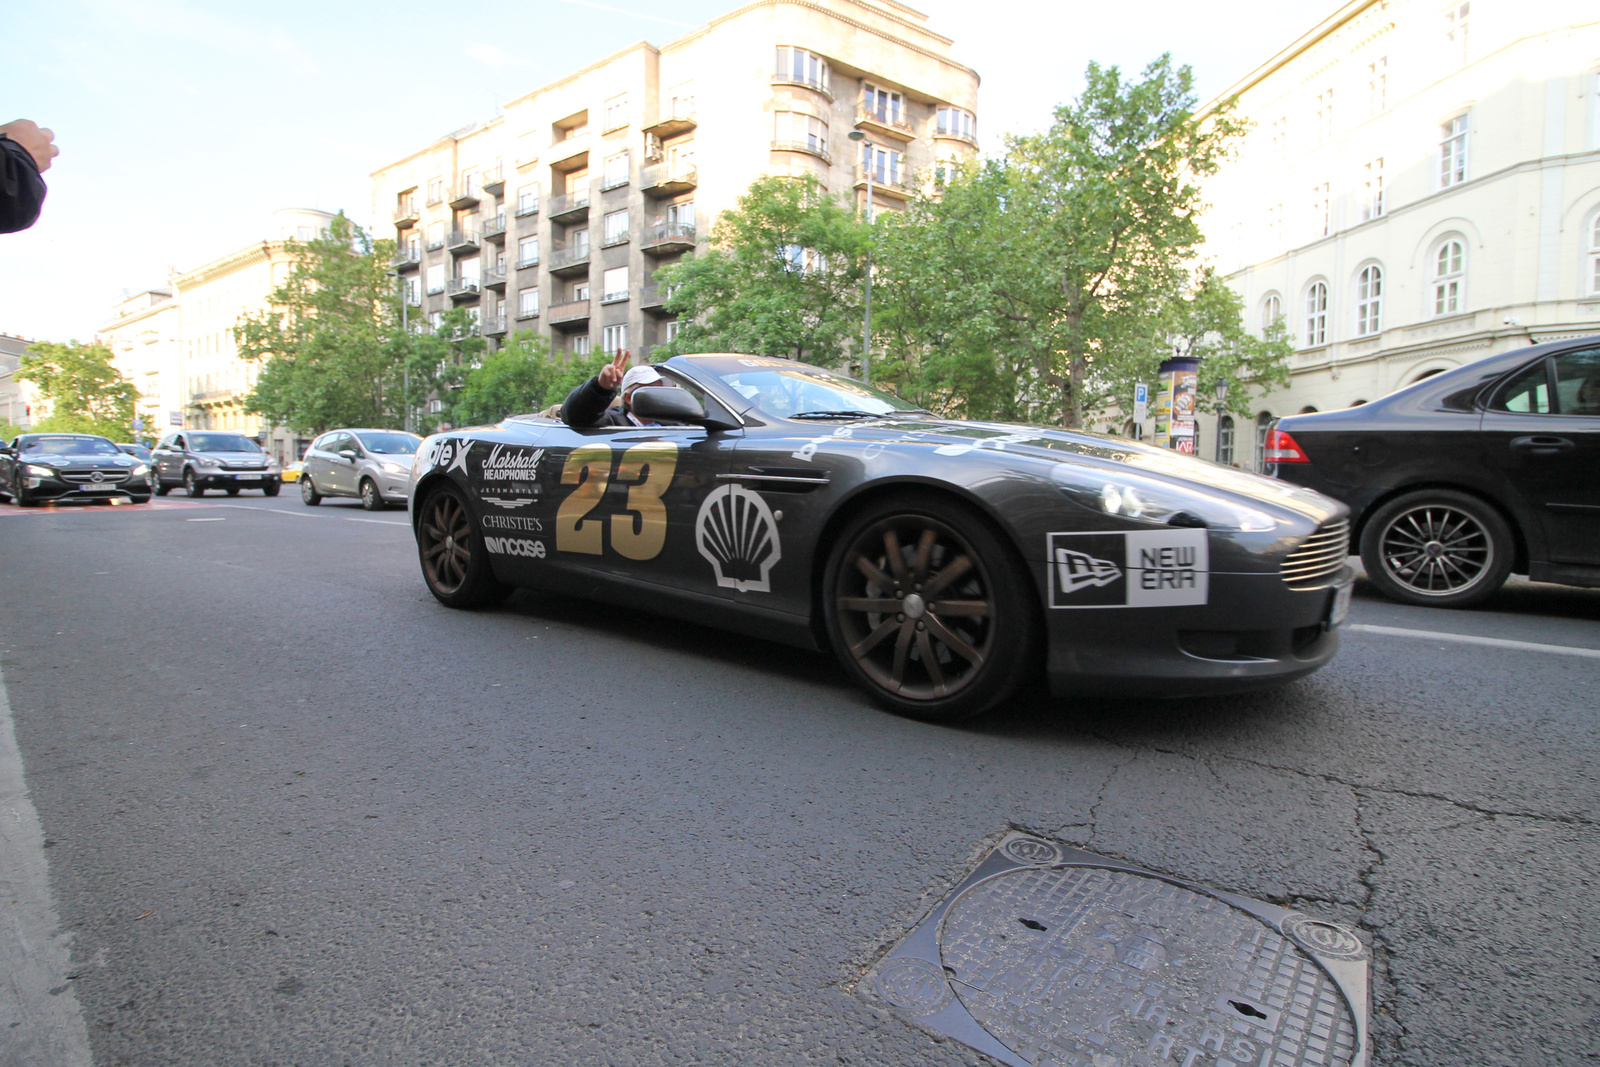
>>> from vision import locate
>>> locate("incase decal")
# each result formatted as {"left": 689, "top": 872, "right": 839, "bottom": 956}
{"left": 1047, "top": 529, "right": 1209, "bottom": 608}
{"left": 483, "top": 536, "right": 546, "bottom": 558}
{"left": 695, "top": 484, "right": 781, "bottom": 593}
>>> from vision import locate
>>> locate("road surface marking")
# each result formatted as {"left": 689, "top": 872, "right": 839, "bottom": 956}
{"left": 186, "top": 517, "right": 226, "bottom": 522}
{"left": 1345, "top": 623, "right": 1600, "bottom": 660}
{"left": 0, "top": 662, "right": 95, "bottom": 1066}
{"left": 211, "top": 504, "right": 407, "bottom": 526}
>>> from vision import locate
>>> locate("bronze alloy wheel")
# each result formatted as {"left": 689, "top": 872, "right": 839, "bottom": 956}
{"left": 826, "top": 497, "right": 1034, "bottom": 721}
{"left": 415, "top": 486, "right": 511, "bottom": 608}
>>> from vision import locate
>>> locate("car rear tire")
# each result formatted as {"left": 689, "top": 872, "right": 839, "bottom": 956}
{"left": 262, "top": 481, "right": 280, "bottom": 497}
{"left": 185, "top": 471, "right": 205, "bottom": 498}
{"left": 822, "top": 492, "right": 1038, "bottom": 722}
{"left": 360, "top": 478, "right": 382, "bottom": 511}
{"left": 128, "top": 495, "right": 151, "bottom": 504}
{"left": 300, "top": 476, "right": 321, "bottom": 506}
{"left": 1360, "top": 489, "right": 1514, "bottom": 608}
{"left": 416, "top": 484, "right": 512, "bottom": 608}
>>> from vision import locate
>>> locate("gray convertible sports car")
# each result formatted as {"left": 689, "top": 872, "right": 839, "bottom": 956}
{"left": 410, "top": 355, "right": 1352, "bottom": 721}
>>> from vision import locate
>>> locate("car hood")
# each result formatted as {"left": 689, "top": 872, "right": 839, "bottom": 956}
{"left": 822, "top": 416, "right": 1343, "bottom": 523}
{"left": 23, "top": 453, "right": 137, "bottom": 468}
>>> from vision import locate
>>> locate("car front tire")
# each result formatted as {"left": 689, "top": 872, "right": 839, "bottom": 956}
{"left": 185, "top": 471, "right": 205, "bottom": 498}
{"left": 1359, "top": 489, "right": 1514, "bottom": 608}
{"left": 152, "top": 474, "right": 170, "bottom": 497}
{"left": 822, "top": 492, "right": 1038, "bottom": 722}
{"left": 416, "top": 484, "right": 512, "bottom": 609}
{"left": 262, "top": 480, "right": 280, "bottom": 497}
{"left": 300, "top": 476, "right": 321, "bottom": 506}
{"left": 128, "top": 495, "right": 151, "bottom": 504}
{"left": 13, "top": 475, "right": 35, "bottom": 508}
{"left": 360, "top": 478, "right": 383, "bottom": 511}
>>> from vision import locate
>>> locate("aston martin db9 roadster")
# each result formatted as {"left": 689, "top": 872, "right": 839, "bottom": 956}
{"left": 409, "top": 355, "right": 1352, "bottom": 721}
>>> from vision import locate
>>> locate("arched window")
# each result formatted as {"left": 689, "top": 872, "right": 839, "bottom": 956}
{"left": 1259, "top": 293, "right": 1282, "bottom": 338}
{"left": 1355, "top": 264, "right": 1383, "bottom": 336}
{"left": 1298, "top": 406, "right": 1320, "bottom": 414}
{"left": 1433, "top": 238, "right": 1465, "bottom": 315}
{"left": 1588, "top": 213, "right": 1600, "bottom": 295}
{"left": 1217, "top": 415, "right": 1236, "bottom": 465}
{"left": 1254, "top": 412, "right": 1274, "bottom": 472}
{"left": 1304, "top": 281, "right": 1328, "bottom": 346}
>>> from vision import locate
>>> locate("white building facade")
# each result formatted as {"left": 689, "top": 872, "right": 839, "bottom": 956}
{"left": 1200, "top": 0, "right": 1600, "bottom": 469}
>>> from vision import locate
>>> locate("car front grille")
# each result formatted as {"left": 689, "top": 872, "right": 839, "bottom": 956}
{"left": 1280, "top": 518, "right": 1350, "bottom": 590}
{"left": 62, "top": 471, "right": 129, "bottom": 484}
{"left": 220, "top": 462, "right": 268, "bottom": 471}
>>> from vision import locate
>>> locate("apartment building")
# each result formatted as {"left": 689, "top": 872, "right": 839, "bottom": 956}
{"left": 1200, "top": 0, "right": 1600, "bottom": 469}
{"left": 0, "top": 333, "right": 33, "bottom": 431}
{"left": 99, "top": 289, "right": 180, "bottom": 436}
{"left": 370, "top": 0, "right": 980, "bottom": 371}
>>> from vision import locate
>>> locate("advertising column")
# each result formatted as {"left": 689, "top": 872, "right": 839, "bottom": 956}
{"left": 1156, "top": 357, "right": 1198, "bottom": 454}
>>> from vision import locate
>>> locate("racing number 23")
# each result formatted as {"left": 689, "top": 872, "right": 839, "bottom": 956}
{"left": 556, "top": 443, "right": 680, "bottom": 559}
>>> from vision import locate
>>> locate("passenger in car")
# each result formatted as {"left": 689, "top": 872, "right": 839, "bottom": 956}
{"left": 561, "top": 351, "right": 684, "bottom": 427}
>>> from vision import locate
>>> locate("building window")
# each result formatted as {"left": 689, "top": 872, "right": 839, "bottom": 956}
{"left": 571, "top": 228, "right": 589, "bottom": 256}
{"left": 1253, "top": 413, "right": 1274, "bottom": 472}
{"left": 1259, "top": 293, "right": 1282, "bottom": 338}
{"left": 1361, "top": 158, "right": 1385, "bottom": 221}
{"left": 774, "top": 111, "right": 828, "bottom": 155}
{"left": 1439, "top": 113, "right": 1468, "bottom": 188}
{"left": 1311, "top": 183, "right": 1330, "bottom": 238}
{"left": 1588, "top": 213, "right": 1600, "bottom": 294}
{"left": 602, "top": 266, "right": 629, "bottom": 302}
{"left": 1433, "top": 238, "right": 1466, "bottom": 314}
{"left": 516, "top": 184, "right": 540, "bottom": 216}
{"left": 603, "top": 93, "right": 629, "bottom": 132}
{"left": 603, "top": 209, "right": 630, "bottom": 246}
{"left": 1304, "top": 281, "right": 1328, "bottom": 346}
{"left": 862, "top": 84, "right": 904, "bottom": 126}
{"left": 601, "top": 151, "right": 630, "bottom": 190}
{"left": 1217, "top": 416, "right": 1235, "bottom": 465}
{"left": 775, "top": 46, "right": 830, "bottom": 93}
{"left": 426, "top": 264, "right": 445, "bottom": 296}
{"left": 936, "top": 106, "right": 976, "bottom": 141}
{"left": 601, "top": 324, "right": 627, "bottom": 355}
{"left": 428, "top": 310, "right": 444, "bottom": 331}
{"left": 517, "top": 235, "right": 539, "bottom": 268}
{"left": 403, "top": 277, "right": 420, "bottom": 305}
{"left": 1315, "top": 89, "right": 1334, "bottom": 142}
{"left": 518, "top": 287, "right": 539, "bottom": 318}
{"left": 459, "top": 170, "right": 477, "bottom": 199}
{"left": 862, "top": 143, "right": 904, "bottom": 186}
{"left": 780, "top": 245, "right": 826, "bottom": 274}
{"left": 571, "top": 334, "right": 591, "bottom": 357}
{"left": 1445, "top": 2, "right": 1470, "bottom": 66}
{"left": 1367, "top": 57, "right": 1388, "bottom": 116}
{"left": 1355, "top": 264, "right": 1383, "bottom": 336}
{"left": 664, "top": 319, "right": 683, "bottom": 342}
{"left": 426, "top": 177, "right": 443, "bottom": 205}
{"left": 664, "top": 84, "right": 695, "bottom": 120}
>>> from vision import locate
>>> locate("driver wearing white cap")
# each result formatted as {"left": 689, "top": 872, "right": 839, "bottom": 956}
{"left": 559, "top": 350, "right": 684, "bottom": 427}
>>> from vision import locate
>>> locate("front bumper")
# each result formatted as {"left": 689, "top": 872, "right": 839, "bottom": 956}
{"left": 22, "top": 474, "right": 154, "bottom": 500}
{"left": 194, "top": 471, "right": 280, "bottom": 488}
{"left": 1041, "top": 565, "right": 1353, "bottom": 697}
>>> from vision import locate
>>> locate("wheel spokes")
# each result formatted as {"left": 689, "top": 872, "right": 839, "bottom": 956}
{"left": 850, "top": 616, "right": 901, "bottom": 659}
{"left": 923, "top": 554, "right": 972, "bottom": 597}
{"left": 889, "top": 621, "right": 915, "bottom": 688}
{"left": 924, "top": 615, "right": 984, "bottom": 667}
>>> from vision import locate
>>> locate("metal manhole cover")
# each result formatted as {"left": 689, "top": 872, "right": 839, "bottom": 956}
{"left": 865, "top": 833, "right": 1369, "bottom": 1067}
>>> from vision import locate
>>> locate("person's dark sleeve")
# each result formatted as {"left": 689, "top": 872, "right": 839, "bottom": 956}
{"left": 0, "top": 137, "right": 46, "bottom": 234}
{"left": 560, "top": 376, "right": 619, "bottom": 427}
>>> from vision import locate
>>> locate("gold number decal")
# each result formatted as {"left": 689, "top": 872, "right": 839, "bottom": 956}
{"left": 556, "top": 444, "right": 611, "bottom": 554}
{"left": 610, "top": 443, "right": 680, "bottom": 561}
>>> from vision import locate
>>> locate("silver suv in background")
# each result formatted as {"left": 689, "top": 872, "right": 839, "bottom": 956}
{"left": 300, "top": 429, "right": 423, "bottom": 510}
{"left": 151, "top": 431, "right": 281, "bottom": 497}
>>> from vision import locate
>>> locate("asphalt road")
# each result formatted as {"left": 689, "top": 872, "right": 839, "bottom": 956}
{"left": 1, "top": 492, "right": 1596, "bottom": 1066}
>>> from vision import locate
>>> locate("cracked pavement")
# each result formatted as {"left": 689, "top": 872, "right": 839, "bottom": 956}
{"left": 1, "top": 495, "right": 1596, "bottom": 1066}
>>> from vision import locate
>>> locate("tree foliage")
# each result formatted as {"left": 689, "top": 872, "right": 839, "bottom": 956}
{"left": 653, "top": 176, "right": 869, "bottom": 364}
{"left": 235, "top": 213, "right": 400, "bottom": 434}
{"left": 17, "top": 340, "right": 140, "bottom": 440}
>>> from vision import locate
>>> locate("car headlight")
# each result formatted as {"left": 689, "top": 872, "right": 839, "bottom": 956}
{"left": 380, "top": 461, "right": 406, "bottom": 475}
{"left": 130, "top": 463, "right": 149, "bottom": 476}
{"left": 196, "top": 456, "right": 221, "bottom": 468}
{"left": 1052, "top": 465, "right": 1277, "bottom": 531}
{"left": 24, "top": 464, "right": 56, "bottom": 478}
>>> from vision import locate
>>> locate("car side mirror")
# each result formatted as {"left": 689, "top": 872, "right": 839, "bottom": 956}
{"left": 338, "top": 449, "right": 358, "bottom": 460}
{"left": 630, "top": 387, "right": 740, "bottom": 431}
{"left": 0, "top": 446, "right": 13, "bottom": 457}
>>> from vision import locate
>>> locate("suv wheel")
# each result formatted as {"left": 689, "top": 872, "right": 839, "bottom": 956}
{"left": 185, "top": 470, "right": 205, "bottom": 497}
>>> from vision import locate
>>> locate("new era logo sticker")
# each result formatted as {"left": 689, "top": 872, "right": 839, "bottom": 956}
{"left": 1048, "top": 529, "right": 1209, "bottom": 608}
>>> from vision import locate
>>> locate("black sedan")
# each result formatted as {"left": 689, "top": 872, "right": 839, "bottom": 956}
{"left": 1269, "top": 336, "right": 1600, "bottom": 607}
{"left": 409, "top": 355, "right": 1353, "bottom": 721}
{"left": 0, "top": 432, "right": 155, "bottom": 505}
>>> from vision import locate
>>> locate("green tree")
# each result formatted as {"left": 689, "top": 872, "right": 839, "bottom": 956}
{"left": 404, "top": 307, "right": 486, "bottom": 433}
{"left": 235, "top": 213, "right": 399, "bottom": 434}
{"left": 653, "top": 176, "right": 869, "bottom": 365}
{"left": 449, "top": 330, "right": 554, "bottom": 427}
{"left": 16, "top": 340, "right": 140, "bottom": 440}
{"left": 0, "top": 418, "right": 29, "bottom": 443}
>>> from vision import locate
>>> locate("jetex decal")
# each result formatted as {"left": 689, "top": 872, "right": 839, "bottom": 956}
{"left": 1047, "top": 529, "right": 1209, "bottom": 608}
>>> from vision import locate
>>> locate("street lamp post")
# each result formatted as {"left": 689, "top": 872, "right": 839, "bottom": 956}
{"left": 1213, "top": 376, "right": 1229, "bottom": 462}
{"left": 386, "top": 269, "right": 412, "bottom": 433}
{"left": 848, "top": 129, "right": 874, "bottom": 383}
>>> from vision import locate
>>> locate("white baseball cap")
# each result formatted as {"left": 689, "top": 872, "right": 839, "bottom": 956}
{"left": 620, "top": 365, "right": 664, "bottom": 392}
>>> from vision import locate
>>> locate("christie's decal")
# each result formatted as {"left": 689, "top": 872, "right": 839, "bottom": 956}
{"left": 483, "top": 536, "right": 546, "bottom": 558}
{"left": 1047, "top": 529, "right": 1209, "bottom": 608}
{"left": 482, "top": 514, "right": 545, "bottom": 532}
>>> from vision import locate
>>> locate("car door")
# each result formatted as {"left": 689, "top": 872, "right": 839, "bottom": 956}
{"left": 158, "top": 434, "right": 185, "bottom": 483}
{"left": 321, "top": 433, "right": 357, "bottom": 495}
{"left": 303, "top": 433, "right": 334, "bottom": 493}
{"left": 1480, "top": 345, "right": 1600, "bottom": 565}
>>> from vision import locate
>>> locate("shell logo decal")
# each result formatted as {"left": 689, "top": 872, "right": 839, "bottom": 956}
{"left": 695, "top": 483, "right": 782, "bottom": 593}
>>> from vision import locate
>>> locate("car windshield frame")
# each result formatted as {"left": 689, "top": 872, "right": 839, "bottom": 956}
{"left": 354, "top": 431, "right": 423, "bottom": 455}
{"left": 21, "top": 436, "right": 124, "bottom": 457}
{"left": 703, "top": 361, "right": 922, "bottom": 420}
{"left": 188, "top": 433, "right": 262, "bottom": 453}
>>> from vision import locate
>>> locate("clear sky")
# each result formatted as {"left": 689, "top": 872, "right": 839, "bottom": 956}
{"left": 1, "top": 0, "right": 1317, "bottom": 344}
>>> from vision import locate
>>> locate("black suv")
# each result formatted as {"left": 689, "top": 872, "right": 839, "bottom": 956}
{"left": 151, "top": 431, "right": 282, "bottom": 497}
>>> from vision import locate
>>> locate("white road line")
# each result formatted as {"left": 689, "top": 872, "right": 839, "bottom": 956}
{"left": 0, "top": 662, "right": 95, "bottom": 1066}
{"left": 186, "top": 517, "right": 226, "bottom": 522}
{"left": 1345, "top": 623, "right": 1600, "bottom": 660}
{"left": 343, "top": 516, "right": 409, "bottom": 526}
{"left": 210, "top": 504, "right": 408, "bottom": 526}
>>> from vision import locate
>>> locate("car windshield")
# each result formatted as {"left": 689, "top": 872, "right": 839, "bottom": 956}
{"left": 118, "top": 444, "right": 152, "bottom": 459}
{"left": 355, "top": 432, "right": 423, "bottom": 454}
{"left": 22, "top": 436, "right": 122, "bottom": 456}
{"left": 709, "top": 363, "right": 922, "bottom": 419}
{"left": 189, "top": 433, "right": 261, "bottom": 453}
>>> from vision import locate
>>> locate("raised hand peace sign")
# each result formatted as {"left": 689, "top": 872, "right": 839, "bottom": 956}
{"left": 597, "top": 349, "right": 630, "bottom": 391}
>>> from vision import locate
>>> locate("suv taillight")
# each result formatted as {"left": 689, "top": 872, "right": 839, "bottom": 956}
{"left": 1264, "top": 428, "right": 1310, "bottom": 463}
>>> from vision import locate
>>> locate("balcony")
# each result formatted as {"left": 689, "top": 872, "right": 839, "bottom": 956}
{"left": 424, "top": 231, "right": 445, "bottom": 252}
{"left": 640, "top": 285, "right": 672, "bottom": 315}
{"left": 855, "top": 105, "right": 913, "bottom": 142}
{"left": 771, "top": 73, "right": 832, "bottom": 100}
{"left": 934, "top": 122, "right": 979, "bottom": 148}
{"left": 641, "top": 222, "right": 695, "bottom": 256}
{"left": 548, "top": 243, "right": 591, "bottom": 277}
{"left": 640, "top": 164, "right": 697, "bottom": 196}
{"left": 482, "top": 216, "right": 507, "bottom": 241}
{"left": 482, "top": 315, "right": 507, "bottom": 337}
{"left": 480, "top": 167, "right": 505, "bottom": 195}
{"left": 392, "top": 202, "right": 419, "bottom": 227}
{"left": 424, "top": 187, "right": 444, "bottom": 207}
{"left": 390, "top": 247, "right": 421, "bottom": 271}
{"left": 446, "top": 277, "right": 481, "bottom": 303}
{"left": 516, "top": 254, "right": 540, "bottom": 271}
{"left": 854, "top": 166, "right": 910, "bottom": 198}
{"left": 449, "top": 185, "right": 480, "bottom": 210}
{"left": 643, "top": 107, "right": 697, "bottom": 140}
{"left": 547, "top": 299, "right": 590, "bottom": 327}
{"left": 547, "top": 190, "right": 590, "bottom": 223}
{"left": 771, "top": 139, "right": 830, "bottom": 165}
{"left": 426, "top": 279, "right": 446, "bottom": 296}
{"left": 446, "top": 229, "right": 480, "bottom": 254}
{"left": 514, "top": 196, "right": 540, "bottom": 218}
{"left": 482, "top": 266, "right": 506, "bottom": 292}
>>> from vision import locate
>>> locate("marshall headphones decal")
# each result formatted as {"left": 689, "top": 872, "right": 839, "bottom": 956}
{"left": 1047, "top": 528, "right": 1209, "bottom": 608}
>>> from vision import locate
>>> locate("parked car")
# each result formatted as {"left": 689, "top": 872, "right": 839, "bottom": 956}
{"left": 116, "top": 442, "right": 154, "bottom": 463}
{"left": 1268, "top": 337, "right": 1600, "bottom": 607}
{"left": 409, "top": 354, "right": 1353, "bottom": 722}
{"left": 300, "top": 429, "right": 423, "bottom": 510}
{"left": 150, "top": 431, "right": 282, "bottom": 497}
{"left": 0, "top": 432, "right": 154, "bottom": 505}
{"left": 281, "top": 460, "right": 304, "bottom": 483}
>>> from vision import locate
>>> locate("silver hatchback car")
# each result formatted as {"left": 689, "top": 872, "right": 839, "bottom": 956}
{"left": 299, "top": 429, "right": 423, "bottom": 510}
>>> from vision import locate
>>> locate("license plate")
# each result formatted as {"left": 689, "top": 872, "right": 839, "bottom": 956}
{"left": 79, "top": 482, "right": 121, "bottom": 492}
{"left": 235, "top": 474, "right": 262, "bottom": 481}
{"left": 1329, "top": 582, "right": 1353, "bottom": 627}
